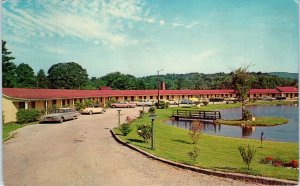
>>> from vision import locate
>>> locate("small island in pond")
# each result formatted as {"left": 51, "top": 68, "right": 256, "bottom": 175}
{"left": 216, "top": 117, "right": 288, "bottom": 126}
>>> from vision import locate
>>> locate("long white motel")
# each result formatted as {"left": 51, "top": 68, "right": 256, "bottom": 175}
{"left": 2, "top": 86, "right": 298, "bottom": 123}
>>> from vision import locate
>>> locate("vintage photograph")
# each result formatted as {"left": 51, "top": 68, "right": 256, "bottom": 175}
{"left": 2, "top": 0, "right": 299, "bottom": 185}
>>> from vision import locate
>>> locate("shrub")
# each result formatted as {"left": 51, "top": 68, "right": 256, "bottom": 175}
{"left": 238, "top": 145, "right": 256, "bottom": 170}
{"left": 155, "top": 100, "right": 168, "bottom": 109}
{"left": 137, "top": 123, "right": 151, "bottom": 142}
{"left": 148, "top": 106, "right": 156, "bottom": 114}
{"left": 106, "top": 98, "right": 117, "bottom": 108}
{"left": 187, "top": 145, "right": 200, "bottom": 160}
{"left": 119, "top": 123, "right": 132, "bottom": 136}
{"left": 188, "top": 120, "right": 203, "bottom": 144}
{"left": 202, "top": 100, "right": 209, "bottom": 106}
{"left": 290, "top": 160, "right": 298, "bottom": 168}
{"left": 16, "top": 109, "right": 41, "bottom": 124}
{"left": 272, "top": 157, "right": 284, "bottom": 167}
{"left": 259, "top": 156, "right": 273, "bottom": 164}
{"left": 75, "top": 101, "right": 85, "bottom": 111}
{"left": 139, "top": 110, "right": 144, "bottom": 118}
{"left": 242, "top": 109, "right": 253, "bottom": 120}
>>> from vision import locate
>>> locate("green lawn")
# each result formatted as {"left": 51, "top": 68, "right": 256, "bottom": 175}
{"left": 216, "top": 117, "right": 288, "bottom": 126}
{"left": 3, "top": 122, "right": 38, "bottom": 141}
{"left": 114, "top": 105, "right": 299, "bottom": 181}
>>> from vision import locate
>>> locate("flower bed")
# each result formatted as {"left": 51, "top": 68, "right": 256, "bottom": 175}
{"left": 259, "top": 156, "right": 298, "bottom": 169}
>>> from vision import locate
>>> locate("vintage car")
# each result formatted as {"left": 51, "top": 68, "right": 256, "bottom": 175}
{"left": 81, "top": 105, "right": 105, "bottom": 115}
{"left": 111, "top": 101, "right": 136, "bottom": 108}
{"left": 41, "top": 108, "right": 80, "bottom": 123}
{"left": 135, "top": 100, "right": 153, "bottom": 106}
{"left": 168, "top": 99, "right": 178, "bottom": 105}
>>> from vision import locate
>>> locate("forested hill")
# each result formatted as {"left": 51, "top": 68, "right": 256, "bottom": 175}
{"left": 90, "top": 71, "right": 297, "bottom": 90}
{"left": 269, "top": 72, "right": 298, "bottom": 80}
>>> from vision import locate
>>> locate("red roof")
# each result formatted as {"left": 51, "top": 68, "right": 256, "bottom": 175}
{"left": 276, "top": 87, "right": 298, "bottom": 93}
{"left": 249, "top": 89, "right": 279, "bottom": 94}
{"left": 2, "top": 87, "right": 296, "bottom": 100}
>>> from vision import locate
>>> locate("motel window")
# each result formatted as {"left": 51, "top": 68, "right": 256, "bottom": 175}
{"left": 150, "top": 96, "right": 153, "bottom": 99}
{"left": 100, "top": 98, "right": 103, "bottom": 102}
{"left": 131, "top": 96, "right": 134, "bottom": 101}
{"left": 19, "top": 102, "right": 25, "bottom": 109}
{"left": 139, "top": 96, "right": 142, "bottom": 99}
{"left": 31, "top": 101, "right": 35, "bottom": 109}
{"left": 52, "top": 100, "right": 56, "bottom": 106}
{"left": 62, "top": 100, "right": 66, "bottom": 106}
{"left": 144, "top": 96, "right": 146, "bottom": 99}
{"left": 67, "top": 100, "right": 70, "bottom": 105}
{"left": 116, "top": 97, "right": 119, "bottom": 100}
{"left": 167, "top": 95, "right": 170, "bottom": 100}
{"left": 160, "top": 96, "right": 163, "bottom": 99}
{"left": 44, "top": 101, "right": 47, "bottom": 108}
{"left": 172, "top": 95, "right": 174, "bottom": 99}
{"left": 124, "top": 96, "right": 128, "bottom": 101}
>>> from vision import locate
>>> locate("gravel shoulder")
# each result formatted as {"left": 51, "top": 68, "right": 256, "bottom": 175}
{"left": 4, "top": 107, "right": 259, "bottom": 186}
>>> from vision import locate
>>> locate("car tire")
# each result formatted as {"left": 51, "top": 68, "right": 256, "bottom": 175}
{"left": 127, "top": 105, "right": 131, "bottom": 108}
{"left": 73, "top": 116, "right": 76, "bottom": 120}
{"left": 59, "top": 117, "right": 64, "bottom": 123}
{"left": 112, "top": 105, "right": 116, "bottom": 108}
{"left": 89, "top": 110, "right": 93, "bottom": 115}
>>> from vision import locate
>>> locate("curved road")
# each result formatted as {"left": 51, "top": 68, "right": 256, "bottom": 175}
{"left": 4, "top": 108, "right": 256, "bottom": 185}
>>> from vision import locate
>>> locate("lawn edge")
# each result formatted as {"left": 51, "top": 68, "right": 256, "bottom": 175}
{"left": 110, "top": 129, "right": 298, "bottom": 185}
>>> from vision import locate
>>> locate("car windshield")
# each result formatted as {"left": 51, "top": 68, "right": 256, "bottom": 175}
{"left": 52, "top": 109, "right": 70, "bottom": 113}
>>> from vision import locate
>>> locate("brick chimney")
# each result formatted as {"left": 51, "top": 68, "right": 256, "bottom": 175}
{"left": 160, "top": 81, "right": 166, "bottom": 90}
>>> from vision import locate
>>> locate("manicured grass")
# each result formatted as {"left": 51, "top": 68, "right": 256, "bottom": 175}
{"left": 114, "top": 106, "right": 298, "bottom": 181}
{"left": 216, "top": 117, "right": 288, "bottom": 126}
{"left": 3, "top": 122, "right": 38, "bottom": 141}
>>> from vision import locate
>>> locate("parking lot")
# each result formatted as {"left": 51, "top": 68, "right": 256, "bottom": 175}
{"left": 4, "top": 107, "right": 254, "bottom": 186}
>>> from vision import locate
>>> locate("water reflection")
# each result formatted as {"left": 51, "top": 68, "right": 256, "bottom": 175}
{"left": 169, "top": 119, "right": 256, "bottom": 138}
{"left": 166, "top": 105, "right": 298, "bottom": 142}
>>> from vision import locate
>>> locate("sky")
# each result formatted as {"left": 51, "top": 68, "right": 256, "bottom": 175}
{"left": 2, "top": 0, "right": 299, "bottom": 77}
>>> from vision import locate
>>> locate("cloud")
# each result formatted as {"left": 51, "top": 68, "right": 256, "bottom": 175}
{"left": 44, "top": 47, "right": 69, "bottom": 55}
{"left": 159, "top": 20, "right": 165, "bottom": 26}
{"left": 294, "top": 0, "right": 298, "bottom": 4}
{"left": 191, "top": 49, "right": 217, "bottom": 61}
{"left": 186, "top": 21, "right": 199, "bottom": 29}
{"left": 2, "top": 0, "right": 153, "bottom": 47}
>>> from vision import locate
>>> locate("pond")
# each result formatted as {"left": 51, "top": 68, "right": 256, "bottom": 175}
{"left": 165, "top": 105, "right": 299, "bottom": 142}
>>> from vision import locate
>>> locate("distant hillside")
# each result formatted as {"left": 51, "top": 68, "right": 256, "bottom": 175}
{"left": 269, "top": 72, "right": 298, "bottom": 80}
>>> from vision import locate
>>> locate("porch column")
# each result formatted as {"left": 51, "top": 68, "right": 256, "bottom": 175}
{"left": 60, "top": 100, "right": 63, "bottom": 108}
{"left": 45, "top": 100, "right": 48, "bottom": 113}
{"left": 25, "top": 101, "right": 29, "bottom": 109}
{"left": 72, "top": 99, "right": 75, "bottom": 108}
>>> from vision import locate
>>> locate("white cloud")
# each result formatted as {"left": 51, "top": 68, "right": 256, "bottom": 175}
{"left": 159, "top": 20, "right": 165, "bottom": 26}
{"left": 186, "top": 21, "right": 199, "bottom": 29}
{"left": 44, "top": 47, "right": 69, "bottom": 55}
{"left": 2, "top": 0, "right": 153, "bottom": 47}
{"left": 191, "top": 49, "right": 217, "bottom": 61}
{"left": 294, "top": 0, "right": 298, "bottom": 5}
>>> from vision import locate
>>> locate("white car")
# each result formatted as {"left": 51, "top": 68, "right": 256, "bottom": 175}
{"left": 81, "top": 105, "right": 104, "bottom": 115}
{"left": 135, "top": 100, "right": 154, "bottom": 106}
{"left": 168, "top": 99, "right": 178, "bottom": 105}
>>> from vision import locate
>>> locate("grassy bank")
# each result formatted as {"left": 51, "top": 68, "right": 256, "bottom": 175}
{"left": 216, "top": 117, "right": 288, "bottom": 126}
{"left": 114, "top": 106, "right": 298, "bottom": 181}
{"left": 3, "top": 122, "right": 38, "bottom": 141}
{"left": 246, "top": 100, "right": 298, "bottom": 106}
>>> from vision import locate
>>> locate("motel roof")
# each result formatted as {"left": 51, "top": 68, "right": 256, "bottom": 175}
{"left": 2, "top": 87, "right": 298, "bottom": 100}
{"left": 249, "top": 89, "right": 280, "bottom": 94}
{"left": 276, "top": 87, "right": 298, "bottom": 93}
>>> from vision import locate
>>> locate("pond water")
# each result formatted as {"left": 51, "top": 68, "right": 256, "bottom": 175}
{"left": 165, "top": 105, "right": 299, "bottom": 142}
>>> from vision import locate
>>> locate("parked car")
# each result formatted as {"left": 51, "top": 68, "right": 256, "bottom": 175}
{"left": 135, "top": 100, "right": 153, "bottom": 106}
{"left": 168, "top": 99, "right": 178, "bottom": 105}
{"left": 41, "top": 108, "right": 80, "bottom": 123}
{"left": 81, "top": 105, "right": 105, "bottom": 115}
{"left": 111, "top": 101, "right": 136, "bottom": 108}
{"left": 180, "top": 99, "right": 193, "bottom": 104}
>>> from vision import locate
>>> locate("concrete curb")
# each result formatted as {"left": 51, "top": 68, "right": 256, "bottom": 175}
{"left": 110, "top": 129, "right": 298, "bottom": 185}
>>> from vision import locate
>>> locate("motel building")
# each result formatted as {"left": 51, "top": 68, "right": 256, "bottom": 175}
{"left": 2, "top": 86, "right": 298, "bottom": 123}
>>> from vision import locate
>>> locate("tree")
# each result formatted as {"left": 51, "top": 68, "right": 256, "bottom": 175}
{"left": 15, "top": 63, "right": 37, "bottom": 88}
{"left": 47, "top": 62, "right": 89, "bottom": 89}
{"left": 37, "top": 69, "right": 48, "bottom": 88}
{"left": 2, "top": 40, "right": 16, "bottom": 87}
{"left": 232, "top": 65, "right": 254, "bottom": 120}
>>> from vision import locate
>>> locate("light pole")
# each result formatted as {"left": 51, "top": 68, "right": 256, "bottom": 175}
{"left": 157, "top": 69, "right": 163, "bottom": 109}
{"left": 150, "top": 113, "right": 156, "bottom": 150}
{"left": 117, "top": 110, "right": 121, "bottom": 127}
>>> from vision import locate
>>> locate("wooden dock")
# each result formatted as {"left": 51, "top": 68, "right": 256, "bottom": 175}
{"left": 172, "top": 110, "right": 221, "bottom": 121}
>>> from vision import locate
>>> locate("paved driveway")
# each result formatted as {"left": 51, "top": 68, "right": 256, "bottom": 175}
{"left": 4, "top": 107, "right": 256, "bottom": 186}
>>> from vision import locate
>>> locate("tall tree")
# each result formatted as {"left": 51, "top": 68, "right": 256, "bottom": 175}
{"left": 232, "top": 65, "right": 254, "bottom": 120}
{"left": 37, "top": 69, "right": 48, "bottom": 88}
{"left": 47, "top": 62, "right": 89, "bottom": 89}
{"left": 2, "top": 40, "right": 16, "bottom": 87}
{"left": 15, "top": 63, "right": 37, "bottom": 88}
